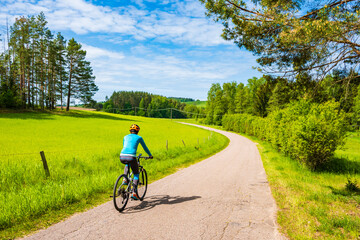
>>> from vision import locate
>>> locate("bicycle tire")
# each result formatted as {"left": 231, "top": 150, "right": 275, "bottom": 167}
{"left": 113, "top": 174, "right": 130, "bottom": 212}
{"left": 135, "top": 168, "right": 148, "bottom": 201}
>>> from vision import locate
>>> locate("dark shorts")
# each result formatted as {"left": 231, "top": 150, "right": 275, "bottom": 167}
{"left": 120, "top": 156, "right": 139, "bottom": 175}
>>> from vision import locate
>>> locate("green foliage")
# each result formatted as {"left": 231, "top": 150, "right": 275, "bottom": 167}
{"left": 102, "top": 91, "right": 202, "bottom": 119}
{"left": 185, "top": 100, "right": 207, "bottom": 108}
{"left": 321, "top": 70, "right": 360, "bottom": 114}
{"left": 0, "top": 13, "right": 97, "bottom": 110}
{"left": 223, "top": 100, "right": 348, "bottom": 169}
{"left": 0, "top": 110, "right": 228, "bottom": 236}
{"left": 206, "top": 70, "right": 360, "bottom": 126}
{"left": 353, "top": 85, "right": 360, "bottom": 128}
{"left": 268, "top": 78, "right": 291, "bottom": 112}
{"left": 168, "top": 97, "right": 195, "bottom": 102}
{"left": 0, "top": 78, "right": 21, "bottom": 108}
{"left": 256, "top": 135, "right": 360, "bottom": 239}
{"left": 206, "top": 76, "right": 292, "bottom": 123}
{"left": 200, "top": 0, "right": 360, "bottom": 79}
{"left": 345, "top": 177, "right": 360, "bottom": 193}
{"left": 65, "top": 38, "right": 97, "bottom": 111}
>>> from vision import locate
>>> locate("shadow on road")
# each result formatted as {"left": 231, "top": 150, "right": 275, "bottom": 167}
{"left": 122, "top": 195, "right": 201, "bottom": 214}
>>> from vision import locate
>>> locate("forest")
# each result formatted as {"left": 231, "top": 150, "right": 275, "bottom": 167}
{"left": 102, "top": 91, "right": 205, "bottom": 119}
{"left": 204, "top": 71, "right": 360, "bottom": 169}
{"left": 205, "top": 71, "right": 360, "bottom": 126}
{"left": 0, "top": 13, "right": 98, "bottom": 111}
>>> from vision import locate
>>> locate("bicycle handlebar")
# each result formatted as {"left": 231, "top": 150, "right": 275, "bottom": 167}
{"left": 137, "top": 154, "right": 152, "bottom": 159}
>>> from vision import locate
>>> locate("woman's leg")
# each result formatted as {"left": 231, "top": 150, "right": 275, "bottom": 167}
{"left": 129, "top": 160, "right": 140, "bottom": 186}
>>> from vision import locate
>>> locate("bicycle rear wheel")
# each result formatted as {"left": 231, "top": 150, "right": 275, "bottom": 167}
{"left": 113, "top": 174, "right": 130, "bottom": 212}
{"left": 136, "top": 168, "right": 148, "bottom": 201}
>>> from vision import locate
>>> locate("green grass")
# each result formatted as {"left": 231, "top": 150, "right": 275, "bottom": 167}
{"left": 185, "top": 100, "right": 207, "bottom": 108}
{"left": 0, "top": 110, "right": 229, "bottom": 239}
{"left": 188, "top": 119, "right": 360, "bottom": 239}
{"left": 335, "top": 132, "right": 360, "bottom": 162}
{"left": 255, "top": 132, "right": 360, "bottom": 240}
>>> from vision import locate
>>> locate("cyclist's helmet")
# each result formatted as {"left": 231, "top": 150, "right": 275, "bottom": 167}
{"left": 130, "top": 124, "right": 140, "bottom": 133}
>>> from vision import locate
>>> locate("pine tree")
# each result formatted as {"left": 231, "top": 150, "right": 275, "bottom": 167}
{"left": 54, "top": 33, "right": 67, "bottom": 110}
{"left": 353, "top": 85, "right": 360, "bottom": 129}
{"left": 0, "top": 13, "right": 97, "bottom": 110}
{"left": 65, "top": 38, "right": 96, "bottom": 111}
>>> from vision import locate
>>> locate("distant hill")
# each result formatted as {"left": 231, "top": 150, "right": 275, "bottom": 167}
{"left": 184, "top": 100, "right": 206, "bottom": 108}
{"left": 168, "top": 97, "right": 206, "bottom": 108}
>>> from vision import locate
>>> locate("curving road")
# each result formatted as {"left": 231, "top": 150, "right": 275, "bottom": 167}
{"left": 23, "top": 123, "right": 286, "bottom": 240}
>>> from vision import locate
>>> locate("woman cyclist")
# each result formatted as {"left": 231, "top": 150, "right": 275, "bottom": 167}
{"left": 120, "top": 124, "right": 153, "bottom": 200}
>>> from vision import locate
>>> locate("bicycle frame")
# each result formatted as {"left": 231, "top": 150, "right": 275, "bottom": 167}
{"left": 124, "top": 154, "right": 146, "bottom": 192}
{"left": 113, "top": 154, "right": 150, "bottom": 211}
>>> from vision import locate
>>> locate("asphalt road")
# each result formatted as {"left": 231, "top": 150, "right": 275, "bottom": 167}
{"left": 22, "top": 123, "right": 286, "bottom": 240}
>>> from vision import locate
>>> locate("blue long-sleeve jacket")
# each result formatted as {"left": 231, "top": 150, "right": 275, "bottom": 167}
{"left": 120, "top": 134, "right": 152, "bottom": 157}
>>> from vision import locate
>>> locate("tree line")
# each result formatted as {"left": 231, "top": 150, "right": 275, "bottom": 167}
{"left": 205, "top": 71, "right": 360, "bottom": 126}
{"left": 168, "top": 97, "right": 197, "bottom": 102}
{"left": 103, "top": 91, "right": 205, "bottom": 119}
{"left": 0, "top": 12, "right": 98, "bottom": 111}
{"left": 205, "top": 70, "right": 360, "bottom": 169}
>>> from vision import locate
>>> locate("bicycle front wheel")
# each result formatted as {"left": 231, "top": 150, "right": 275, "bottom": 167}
{"left": 113, "top": 174, "right": 130, "bottom": 212}
{"left": 136, "top": 168, "right": 148, "bottom": 201}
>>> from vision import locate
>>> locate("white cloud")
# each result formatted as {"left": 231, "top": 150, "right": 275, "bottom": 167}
{"left": 0, "top": 0, "right": 261, "bottom": 100}
{"left": 81, "top": 44, "right": 125, "bottom": 60}
{"left": 80, "top": 43, "right": 260, "bottom": 100}
{"left": 0, "top": 0, "right": 226, "bottom": 46}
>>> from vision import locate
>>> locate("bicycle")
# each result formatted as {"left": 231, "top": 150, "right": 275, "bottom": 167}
{"left": 113, "top": 154, "right": 149, "bottom": 212}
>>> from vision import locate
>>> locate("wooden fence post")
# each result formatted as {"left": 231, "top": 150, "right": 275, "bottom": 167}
{"left": 40, "top": 151, "right": 50, "bottom": 177}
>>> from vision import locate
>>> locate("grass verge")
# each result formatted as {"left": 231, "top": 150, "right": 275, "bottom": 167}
{"left": 245, "top": 133, "right": 360, "bottom": 240}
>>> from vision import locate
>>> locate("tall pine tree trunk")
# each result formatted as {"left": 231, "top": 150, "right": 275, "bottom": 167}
{"left": 66, "top": 58, "right": 73, "bottom": 111}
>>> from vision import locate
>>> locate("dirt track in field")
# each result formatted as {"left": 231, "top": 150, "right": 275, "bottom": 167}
{"left": 22, "top": 123, "right": 286, "bottom": 240}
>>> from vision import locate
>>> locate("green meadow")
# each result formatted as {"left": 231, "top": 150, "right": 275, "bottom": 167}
{"left": 251, "top": 132, "right": 360, "bottom": 239}
{"left": 0, "top": 110, "right": 229, "bottom": 239}
{"left": 185, "top": 100, "right": 207, "bottom": 108}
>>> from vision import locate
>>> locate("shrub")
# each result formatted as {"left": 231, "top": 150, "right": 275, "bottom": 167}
{"left": 222, "top": 100, "right": 347, "bottom": 170}
{"left": 345, "top": 177, "right": 360, "bottom": 193}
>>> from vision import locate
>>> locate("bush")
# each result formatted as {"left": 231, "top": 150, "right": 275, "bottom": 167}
{"left": 345, "top": 177, "right": 360, "bottom": 193}
{"left": 223, "top": 100, "right": 347, "bottom": 170}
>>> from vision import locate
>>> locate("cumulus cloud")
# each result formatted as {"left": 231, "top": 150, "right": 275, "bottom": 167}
{"left": 79, "top": 43, "right": 260, "bottom": 100}
{"left": 0, "top": 0, "right": 226, "bottom": 46}
{"left": 0, "top": 0, "right": 260, "bottom": 100}
{"left": 81, "top": 44, "right": 125, "bottom": 60}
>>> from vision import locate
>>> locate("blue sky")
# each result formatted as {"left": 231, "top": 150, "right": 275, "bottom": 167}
{"left": 0, "top": 0, "right": 262, "bottom": 101}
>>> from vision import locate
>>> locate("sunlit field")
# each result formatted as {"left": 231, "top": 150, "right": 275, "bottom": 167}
{"left": 185, "top": 101, "right": 207, "bottom": 108}
{"left": 0, "top": 110, "right": 229, "bottom": 237}
{"left": 257, "top": 132, "right": 360, "bottom": 240}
